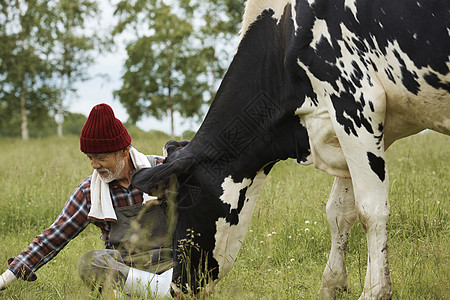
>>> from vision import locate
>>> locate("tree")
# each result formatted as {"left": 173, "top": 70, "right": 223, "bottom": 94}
{"left": 112, "top": 0, "right": 245, "bottom": 136}
{"left": 0, "top": 0, "right": 103, "bottom": 138}
{"left": 0, "top": 0, "right": 57, "bottom": 140}
{"left": 45, "top": 0, "right": 100, "bottom": 137}
{"left": 62, "top": 112, "right": 86, "bottom": 136}
{"left": 188, "top": 0, "right": 244, "bottom": 102}
{"left": 113, "top": 0, "right": 209, "bottom": 137}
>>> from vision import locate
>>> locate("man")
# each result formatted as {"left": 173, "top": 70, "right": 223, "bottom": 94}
{"left": 0, "top": 103, "right": 174, "bottom": 297}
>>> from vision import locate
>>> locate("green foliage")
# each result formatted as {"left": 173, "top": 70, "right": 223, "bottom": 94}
{"left": 181, "top": 129, "right": 196, "bottom": 140}
{"left": 63, "top": 112, "right": 87, "bottom": 136}
{"left": 0, "top": 0, "right": 102, "bottom": 138}
{"left": 46, "top": 0, "right": 101, "bottom": 137}
{"left": 113, "top": 0, "right": 208, "bottom": 136}
{"left": 112, "top": 0, "right": 245, "bottom": 136}
{"left": 0, "top": 132, "right": 448, "bottom": 299}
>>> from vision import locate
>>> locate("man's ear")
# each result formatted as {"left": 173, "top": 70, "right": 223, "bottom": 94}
{"left": 121, "top": 146, "right": 130, "bottom": 158}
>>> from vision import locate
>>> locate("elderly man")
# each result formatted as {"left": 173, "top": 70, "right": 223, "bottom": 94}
{"left": 0, "top": 103, "right": 173, "bottom": 297}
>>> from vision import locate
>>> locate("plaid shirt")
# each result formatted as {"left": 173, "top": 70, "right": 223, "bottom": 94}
{"left": 8, "top": 155, "right": 164, "bottom": 280}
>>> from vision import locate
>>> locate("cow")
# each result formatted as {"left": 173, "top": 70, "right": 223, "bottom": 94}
{"left": 132, "top": 0, "right": 450, "bottom": 299}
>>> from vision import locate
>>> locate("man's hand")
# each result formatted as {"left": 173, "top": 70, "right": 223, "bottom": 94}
{"left": 0, "top": 269, "right": 16, "bottom": 290}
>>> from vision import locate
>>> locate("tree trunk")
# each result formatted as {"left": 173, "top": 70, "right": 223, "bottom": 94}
{"left": 18, "top": 0, "right": 28, "bottom": 141}
{"left": 168, "top": 86, "right": 174, "bottom": 138}
{"left": 20, "top": 81, "right": 29, "bottom": 141}
{"left": 57, "top": 78, "right": 64, "bottom": 137}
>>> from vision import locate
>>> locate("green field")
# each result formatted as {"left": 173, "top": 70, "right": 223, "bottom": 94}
{"left": 0, "top": 131, "right": 448, "bottom": 299}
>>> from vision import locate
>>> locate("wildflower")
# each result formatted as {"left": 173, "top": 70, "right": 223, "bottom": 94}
{"left": 290, "top": 258, "right": 295, "bottom": 263}
{"left": 305, "top": 220, "right": 310, "bottom": 224}
{"left": 288, "top": 235, "right": 292, "bottom": 239}
{"left": 267, "top": 233, "right": 272, "bottom": 237}
{"left": 305, "top": 228, "right": 310, "bottom": 233}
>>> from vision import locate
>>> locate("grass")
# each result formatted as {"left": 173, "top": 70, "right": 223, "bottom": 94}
{"left": 0, "top": 131, "right": 448, "bottom": 299}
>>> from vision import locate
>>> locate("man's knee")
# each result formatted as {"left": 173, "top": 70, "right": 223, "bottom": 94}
{"left": 78, "top": 249, "right": 127, "bottom": 289}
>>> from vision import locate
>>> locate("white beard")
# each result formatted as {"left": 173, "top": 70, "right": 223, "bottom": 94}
{"left": 98, "top": 157, "right": 125, "bottom": 183}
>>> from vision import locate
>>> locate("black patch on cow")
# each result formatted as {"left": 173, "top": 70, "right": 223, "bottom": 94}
{"left": 315, "top": 36, "right": 337, "bottom": 64}
{"left": 424, "top": 72, "right": 450, "bottom": 93}
{"left": 370, "top": 58, "right": 378, "bottom": 72}
{"left": 374, "top": 123, "right": 384, "bottom": 149}
{"left": 263, "top": 162, "right": 276, "bottom": 175}
{"left": 331, "top": 93, "right": 374, "bottom": 136}
{"left": 368, "top": 101, "right": 374, "bottom": 112}
{"left": 367, "top": 152, "right": 385, "bottom": 182}
{"left": 226, "top": 187, "right": 248, "bottom": 226}
{"left": 384, "top": 67, "right": 396, "bottom": 84}
{"left": 350, "top": 61, "right": 363, "bottom": 88}
{"left": 393, "top": 50, "right": 420, "bottom": 95}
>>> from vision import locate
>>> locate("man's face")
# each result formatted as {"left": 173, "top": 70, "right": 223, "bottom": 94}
{"left": 86, "top": 151, "right": 126, "bottom": 183}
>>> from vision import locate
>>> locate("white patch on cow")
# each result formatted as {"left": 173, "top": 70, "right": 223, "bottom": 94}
{"left": 311, "top": 19, "right": 332, "bottom": 50}
{"left": 213, "top": 170, "right": 267, "bottom": 279}
{"left": 344, "top": 0, "right": 359, "bottom": 22}
{"left": 240, "top": 0, "right": 290, "bottom": 40}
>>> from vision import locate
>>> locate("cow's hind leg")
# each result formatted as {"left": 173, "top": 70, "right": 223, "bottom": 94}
{"left": 319, "top": 177, "right": 357, "bottom": 299}
{"left": 331, "top": 117, "right": 391, "bottom": 298}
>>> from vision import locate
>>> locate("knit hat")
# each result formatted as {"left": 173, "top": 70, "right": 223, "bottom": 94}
{"left": 80, "top": 103, "right": 131, "bottom": 153}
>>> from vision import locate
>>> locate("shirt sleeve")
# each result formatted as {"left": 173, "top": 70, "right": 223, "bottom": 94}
{"left": 8, "top": 181, "right": 91, "bottom": 280}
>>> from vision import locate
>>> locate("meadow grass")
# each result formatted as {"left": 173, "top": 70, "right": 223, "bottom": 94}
{"left": 0, "top": 131, "right": 448, "bottom": 299}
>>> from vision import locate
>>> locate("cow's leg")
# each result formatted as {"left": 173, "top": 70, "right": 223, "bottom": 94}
{"left": 319, "top": 177, "right": 357, "bottom": 299}
{"left": 334, "top": 143, "right": 391, "bottom": 300}
{"left": 333, "top": 135, "right": 391, "bottom": 296}
{"left": 325, "top": 82, "right": 391, "bottom": 299}
{"left": 353, "top": 165, "right": 391, "bottom": 300}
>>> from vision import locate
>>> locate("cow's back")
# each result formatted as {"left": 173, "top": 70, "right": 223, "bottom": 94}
{"left": 290, "top": 0, "right": 450, "bottom": 146}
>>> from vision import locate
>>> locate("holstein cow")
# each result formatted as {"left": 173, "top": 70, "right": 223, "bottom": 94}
{"left": 133, "top": 0, "right": 449, "bottom": 298}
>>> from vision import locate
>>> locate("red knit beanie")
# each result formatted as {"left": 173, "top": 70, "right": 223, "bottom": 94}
{"left": 80, "top": 103, "right": 131, "bottom": 153}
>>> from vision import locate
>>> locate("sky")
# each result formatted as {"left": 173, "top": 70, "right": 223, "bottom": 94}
{"left": 66, "top": 0, "right": 203, "bottom": 136}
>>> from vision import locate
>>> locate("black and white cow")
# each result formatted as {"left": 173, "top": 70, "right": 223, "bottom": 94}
{"left": 133, "top": 0, "right": 449, "bottom": 298}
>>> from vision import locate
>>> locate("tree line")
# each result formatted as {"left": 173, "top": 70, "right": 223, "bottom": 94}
{"left": 0, "top": 0, "right": 244, "bottom": 139}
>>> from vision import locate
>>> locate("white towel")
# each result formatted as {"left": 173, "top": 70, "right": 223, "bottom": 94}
{"left": 88, "top": 147, "right": 158, "bottom": 222}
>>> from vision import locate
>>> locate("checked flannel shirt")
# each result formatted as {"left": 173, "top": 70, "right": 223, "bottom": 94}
{"left": 7, "top": 155, "right": 164, "bottom": 281}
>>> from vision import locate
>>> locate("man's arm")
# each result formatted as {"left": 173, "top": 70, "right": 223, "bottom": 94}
{"left": 2, "top": 179, "right": 92, "bottom": 288}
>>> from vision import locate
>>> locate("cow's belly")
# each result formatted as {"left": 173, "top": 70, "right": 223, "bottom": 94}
{"left": 382, "top": 75, "right": 450, "bottom": 147}
{"left": 296, "top": 106, "right": 350, "bottom": 178}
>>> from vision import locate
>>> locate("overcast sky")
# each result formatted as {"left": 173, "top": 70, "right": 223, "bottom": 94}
{"left": 66, "top": 0, "right": 203, "bottom": 136}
